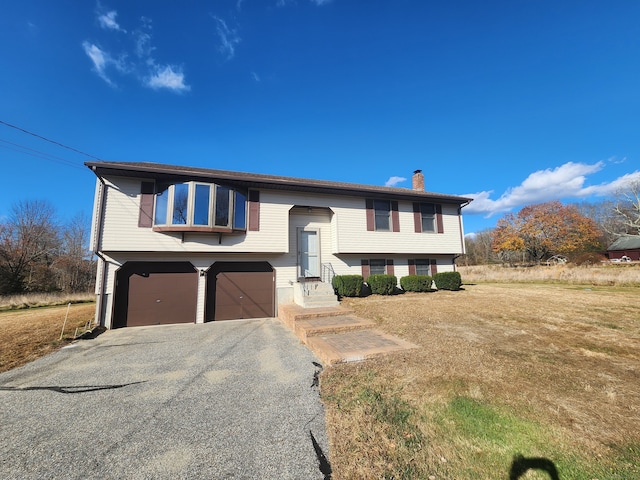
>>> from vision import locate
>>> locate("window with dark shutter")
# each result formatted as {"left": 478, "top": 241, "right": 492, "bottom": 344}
{"left": 435, "top": 204, "right": 444, "bottom": 233}
{"left": 413, "top": 202, "right": 444, "bottom": 234}
{"left": 391, "top": 201, "right": 400, "bottom": 232}
{"left": 374, "top": 200, "right": 391, "bottom": 231}
{"left": 361, "top": 259, "right": 370, "bottom": 279}
{"left": 408, "top": 259, "right": 416, "bottom": 276}
{"left": 366, "top": 199, "right": 375, "bottom": 231}
{"left": 415, "top": 259, "right": 431, "bottom": 275}
{"left": 248, "top": 190, "right": 260, "bottom": 231}
{"left": 138, "top": 181, "right": 155, "bottom": 228}
{"left": 369, "top": 259, "right": 386, "bottom": 275}
{"left": 386, "top": 259, "right": 394, "bottom": 276}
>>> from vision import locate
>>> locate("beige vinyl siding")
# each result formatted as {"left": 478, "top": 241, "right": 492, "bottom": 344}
{"left": 99, "top": 177, "right": 290, "bottom": 253}
{"left": 332, "top": 201, "right": 465, "bottom": 254}
{"left": 97, "top": 176, "right": 465, "bottom": 257}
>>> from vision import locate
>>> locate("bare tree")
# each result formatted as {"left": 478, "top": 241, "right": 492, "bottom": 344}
{"left": 463, "top": 229, "right": 498, "bottom": 265}
{"left": 611, "top": 179, "right": 640, "bottom": 236}
{"left": 573, "top": 200, "right": 618, "bottom": 247}
{"left": 54, "top": 212, "right": 95, "bottom": 292}
{"left": 0, "top": 200, "right": 60, "bottom": 293}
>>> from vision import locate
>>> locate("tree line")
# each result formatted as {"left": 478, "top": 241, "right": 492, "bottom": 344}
{"left": 463, "top": 180, "right": 640, "bottom": 265}
{"left": 0, "top": 200, "right": 95, "bottom": 295}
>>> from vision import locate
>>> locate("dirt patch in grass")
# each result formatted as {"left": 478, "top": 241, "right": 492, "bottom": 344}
{"left": 321, "top": 284, "right": 640, "bottom": 479}
{"left": 0, "top": 303, "right": 96, "bottom": 373}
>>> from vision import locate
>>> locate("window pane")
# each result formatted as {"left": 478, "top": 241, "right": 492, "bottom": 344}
{"left": 374, "top": 200, "right": 390, "bottom": 231}
{"left": 172, "top": 184, "right": 189, "bottom": 224}
{"left": 154, "top": 185, "right": 169, "bottom": 225}
{"left": 370, "top": 259, "right": 386, "bottom": 275}
{"left": 233, "top": 191, "right": 247, "bottom": 229}
{"left": 215, "top": 186, "right": 230, "bottom": 226}
{"left": 193, "top": 184, "right": 210, "bottom": 225}
{"left": 421, "top": 203, "right": 435, "bottom": 232}
{"left": 415, "top": 259, "right": 430, "bottom": 276}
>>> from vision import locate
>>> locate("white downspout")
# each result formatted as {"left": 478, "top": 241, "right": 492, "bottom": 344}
{"left": 90, "top": 171, "right": 109, "bottom": 327}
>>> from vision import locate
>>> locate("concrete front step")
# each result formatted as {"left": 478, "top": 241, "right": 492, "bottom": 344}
{"left": 293, "top": 315, "right": 376, "bottom": 342}
{"left": 278, "top": 304, "right": 354, "bottom": 330}
{"left": 297, "top": 298, "right": 340, "bottom": 309}
{"left": 278, "top": 303, "right": 419, "bottom": 365}
{"left": 306, "top": 329, "right": 419, "bottom": 365}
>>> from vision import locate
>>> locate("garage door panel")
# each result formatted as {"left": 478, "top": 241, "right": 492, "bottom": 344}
{"left": 213, "top": 269, "right": 274, "bottom": 321}
{"left": 115, "top": 262, "right": 197, "bottom": 327}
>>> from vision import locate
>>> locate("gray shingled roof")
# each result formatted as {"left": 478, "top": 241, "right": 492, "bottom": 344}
{"left": 85, "top": 161, "right": 473, "bottom": 205}
{"left": 608, "top": 235, "right": 640, "bottom": 251}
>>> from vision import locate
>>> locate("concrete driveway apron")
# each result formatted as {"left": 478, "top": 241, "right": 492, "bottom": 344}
{"left": 0, "top": 318, "right": 331, "bottom": 479}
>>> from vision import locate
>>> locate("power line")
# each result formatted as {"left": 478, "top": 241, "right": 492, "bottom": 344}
{"left": 0, "top": 139, "right": 85, "bottom": 170}
{"left": 0, "top": 120, "right": 102, "bottom": 160}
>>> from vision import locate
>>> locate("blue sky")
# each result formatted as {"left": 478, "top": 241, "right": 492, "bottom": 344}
{"left": 1, "top": 0, "right": 639, "bottom": 235}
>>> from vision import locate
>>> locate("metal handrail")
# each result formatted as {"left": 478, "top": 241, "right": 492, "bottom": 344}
{"left": 321, "top": 263, "right": 335, "bottom": 285}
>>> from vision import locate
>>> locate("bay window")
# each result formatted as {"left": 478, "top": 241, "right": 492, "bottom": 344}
{"left": 153, "top": 182, "right": 247, "bottom": 232}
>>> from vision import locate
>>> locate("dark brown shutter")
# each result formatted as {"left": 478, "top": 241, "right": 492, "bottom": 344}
{"left": 413, "top": 202, "right": 421, "bottom": 233}
{"left": 248, "top": 190, "right": 260, "bottom": 231}
{"left": 430, "top": 259, "right": 438, "bottom": 275}
{"left": 365, "top": 199, "right": 374, "bottom": 231}
{"left": 138, "top": 181, "right": 155, "bottom": 228}
{"left": 408, "top": 259, "right": 416, "bottom": 276}
{"left": 361, "top": 259, "right": 370, "bottom": 280}
{"left": 391, "top": 201, "right": 400, "bottom": 232}
{"left": 386, "top": 259, "right": 394, "bottom": 276}
{"left": 436, "top": 204, "right": 444, "bottom": 234}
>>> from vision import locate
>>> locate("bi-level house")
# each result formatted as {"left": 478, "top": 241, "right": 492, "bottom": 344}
{"left": 86, "top": 161, "right": 472, "bottom": 328}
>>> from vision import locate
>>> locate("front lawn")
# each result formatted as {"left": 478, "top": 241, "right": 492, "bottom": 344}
{"left": 321, "top": 284, "right": 640, "bottom": 479}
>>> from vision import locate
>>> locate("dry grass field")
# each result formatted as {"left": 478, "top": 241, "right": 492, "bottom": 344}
{"left": 321, "top": 283, "right": 640, "bottom": 479}
{"left": 459, "top": 263, "right": 640, "bottom": 286}
{"left": 0, "top": 303, "right": 96, "bottom": 373}
{"left": 0, "top": 292, "right": 95, "bottom": 311}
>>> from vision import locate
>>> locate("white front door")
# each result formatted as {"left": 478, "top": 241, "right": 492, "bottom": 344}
{"left": 298, "top": 229, "right": 320, "bottom": 279}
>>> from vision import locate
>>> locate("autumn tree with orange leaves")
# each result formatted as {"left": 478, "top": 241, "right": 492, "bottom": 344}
{"left": 491, "top": 201, "right": 603, "bottom": 264}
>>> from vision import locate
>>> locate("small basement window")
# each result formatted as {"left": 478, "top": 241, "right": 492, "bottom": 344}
{"left": 369, "top": 259, "right": 387, "bottom": 275}
{"left": 415, "top": 259, "right": 432, "bottom": 276}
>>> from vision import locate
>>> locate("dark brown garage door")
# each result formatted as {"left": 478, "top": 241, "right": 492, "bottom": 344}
{"left": 206, "top": 262, "right": 275, "bottom": 321}
{"left": 114, "top": 262, "right": 198, "bottom": 328}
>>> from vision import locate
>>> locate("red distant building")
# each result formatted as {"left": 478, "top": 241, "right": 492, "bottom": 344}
{"left": 606, "top": 236, "right": 640, "bottom": 261}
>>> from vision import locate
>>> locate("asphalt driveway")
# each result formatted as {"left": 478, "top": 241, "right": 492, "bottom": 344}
{"left": 0, "top": 318, "right": 331, "bottom": 479}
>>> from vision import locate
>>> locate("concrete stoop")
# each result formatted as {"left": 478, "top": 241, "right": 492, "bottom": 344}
{"left": 278, "top": 304, "right": 419, "bottom": 365}
{"left": 293, "top": 281, "right": 340, "bottom": 308}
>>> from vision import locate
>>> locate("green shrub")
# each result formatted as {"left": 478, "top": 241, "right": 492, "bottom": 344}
{"left": 400, "top": 275, "right": 434, "bottom": 292}
{"left": 367, "top": 274, "right": 397, "bottom": 295}
{"left": 332, "top": 275, "right": 364, "bottom": 297}
{"left": 433, "top": 271, "right": 462, "bottom": 291}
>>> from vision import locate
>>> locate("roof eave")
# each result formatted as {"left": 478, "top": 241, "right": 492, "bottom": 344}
{"left": 85, "top": 161, "right": 474, "bottom": 204}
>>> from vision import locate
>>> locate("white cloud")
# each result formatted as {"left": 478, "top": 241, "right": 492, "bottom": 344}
{"left": 309, "top": 0, "right": 333, "bottom": 5}
{"left": 579, "top": 171, "right": 640, "bottom": 197}
{"left": 83, "top": 12, "right": 189, "bottom": 94}
{"left": 82, "top": 41, "right": 115, "bottom": 86}
{"left": 147, "top": 65, "right": 190, "bottom": 92}
{"left": 461, "top": 161, "right": 640, "bottom": 216}
{"left": 385, "top": 176, "right": 407, "bottom": 187}
{"left": 251, "top": 71, "right": 260, "bottom": 82}
{"left": 98, "top": 10, "right": 126, "bottom": 32}
{"left": 212, "top": 16, "right": 241, "bottom": 60}
{"left": 134, "top": 17, "right": 155, "bottom": 60}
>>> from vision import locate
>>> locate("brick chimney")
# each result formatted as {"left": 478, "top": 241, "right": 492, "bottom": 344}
{"left": 412, "top": 169, "right": 424, "bottom": 191}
